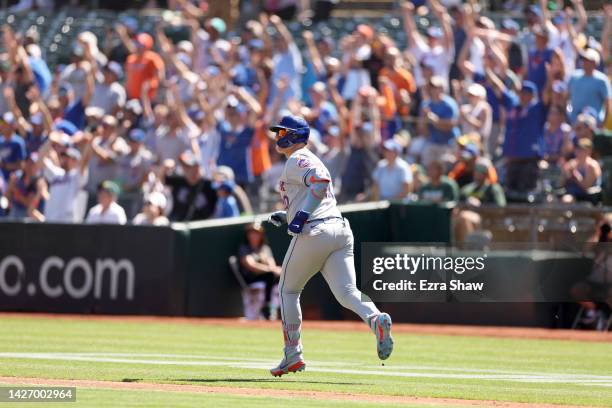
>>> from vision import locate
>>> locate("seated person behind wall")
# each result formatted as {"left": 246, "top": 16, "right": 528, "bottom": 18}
{"left": 571, "top": 214, "right": 612, "bottom": 330}
{"left": 418, "top": 160, "right": 459, "bottom": 203}
{"left": 238, "top": 222, "right": 281, "bottom": 320}
{"left": 560, "top": 138, "right": 602, "bottom": 203}
{"left": 132, "top": 191, "right": 169, "bottom": 226}
{"left": 455, "top": 158, "right": 506, "bottom": 242}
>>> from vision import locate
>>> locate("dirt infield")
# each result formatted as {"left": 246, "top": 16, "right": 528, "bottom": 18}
{"left": 0, "top": 376, "right": 587, "bottom": 407}
{"left": 1, "top": 312, "right": 610, "bottom": 342}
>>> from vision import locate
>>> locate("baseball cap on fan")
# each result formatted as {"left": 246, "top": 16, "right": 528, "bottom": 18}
{"left": 501, "top": 18, "right": 519, "bottom": 32}
{"left": 520, "top": 80, "right": 538, "bottom": 94}
{"left": 2, "top": 112, "right": 15, "bottom": 125}
{"left": 467, "top": 83, "right": 486, "bottom": 98}
{"left": 104, "top": 61, "right": 123, "bottom": 79}
{"left": 136, "top": 33, "right": 154, "bottom": 50}
{"left": 426, "top": 26, "right": 443, "bottom": 39}
{"left": 145, "top": 191, "right": 167, "bottom": 211}
{"left": 582, "top": 48, "right": 601, "bottom": 65}
{"left": 209, "top": 18, "right": 227, "bottom": 35}
{"left": 383, "top": 139, "right": 402, "bottom": 154}
{"left": 98, "top": 180, "right": 120, "bottom": 196}
{"left": 128, "top": 128, "right": 146, "bottom": 143}
{"left": 429, "top": 75, "right": 446, "bottom": 89}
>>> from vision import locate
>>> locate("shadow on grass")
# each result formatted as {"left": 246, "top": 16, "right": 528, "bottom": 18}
{"left": 122, "top": 378, "right": 362, "bottom": 386}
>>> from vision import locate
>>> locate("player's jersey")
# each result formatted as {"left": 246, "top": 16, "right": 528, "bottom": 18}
{"left": 279, "top": 147, "right": 342, "bottom": 223}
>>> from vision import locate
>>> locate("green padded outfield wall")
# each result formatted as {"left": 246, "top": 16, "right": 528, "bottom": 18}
{"left": 183, "top": 202, "right": 452, "bottom": 317}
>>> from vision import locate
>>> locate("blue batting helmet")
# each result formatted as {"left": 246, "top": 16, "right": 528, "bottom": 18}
{"left": 270, "top": 115, "right": 310, "bottom": 148}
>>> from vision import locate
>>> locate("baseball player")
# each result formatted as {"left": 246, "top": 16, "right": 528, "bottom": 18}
{"left": 267, "top": 115, "right": 393, "bottom": 377}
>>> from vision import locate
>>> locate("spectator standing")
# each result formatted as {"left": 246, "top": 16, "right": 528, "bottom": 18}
{"left": 265, "top": 14, "right": 303, "bottom": 108}
{"left": 105, "top": 17, "right": 139, "bottom": 65}
{"left": 401, "top": 0, "right": 454, "bottom": 89}
{"left": 39, "top": 132, "right": 92, "bottom": 223}
{"left": 153, "top": 83, "right": 199, "bottom": 163}
{"left": 90, "top": 61, "right": 126, "bottom": 116}
{"left": 488, "top": 68, "right": 549, "bottom": 194}
{"left": 116, "top": 128, "right": 154, "bottom": 218}
{"left": 420, "top": 76, "right": 460, "bottom": 166}
{"left": 56, "top": 58, "right": 94, "bottom": 131}
{"left": 378, "top": 47, "right": 416, "bottom": 119}
{"left": 24, "top": 44, "right": 52, "bottom": 97}
{"left": 0, "top": 112, "right": 26, "bottom": 181}
{"left": 6, "top": 152, "right": 46, "bottom": 220}
{"left": 340, "top": 87, "right": 380, "bottom": 201}
{"left": 567, "top": 49, "right": 611, "bottom": 125}
{"left": 216, "top": 88, "right": 262, "bottom": 188}
{"left": 125, "top": 33, "right": 165, "bottom": 100}
{"left": 162, "top": 151, "right": 217, "bottom": 221}
{"left": 58, "top": 43, "right": 94, "bottom": 102}
{"left": 86, "top": 115, "right": 128, "bottom": 199}
{"left": 371, "top": 139, "right": 413, "bottom": 201}
{"left": 340, "top": 24, "right": 373, "bottom": 101}
{"left": 0, "top": 59, "right": 12, "bottom": 117}
{"left": 86, "top": 180, "right": 127, "bottom": 224}
{"left": 526, "top": 24, "right": 553, "bottom": 94}
{"left": 23, "top": 87, "right": 53, "bottom": 154}
{"left": 458, "top": 83, "right": 492, "bottom": 156}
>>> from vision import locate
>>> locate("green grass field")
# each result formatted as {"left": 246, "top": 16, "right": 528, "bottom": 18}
{"left": 0, "top": 316, "right": 610, "bottom": 407}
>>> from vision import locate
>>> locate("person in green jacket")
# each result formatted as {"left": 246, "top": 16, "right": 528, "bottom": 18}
{"left": 460, "top": 158, "right": 507, "bottom": 207}
{"left": 418, "top": 160, "right": 459, "bottom": 203}
{"left": 455, "top": 158, "right": 506, "bottom": 242}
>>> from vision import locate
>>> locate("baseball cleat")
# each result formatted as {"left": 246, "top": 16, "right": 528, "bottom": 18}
{"left": 375, "top": 313, "right": 394, "bottom": 360}
{"left": 270, "top": 354, "right": 306, "bottom": 377}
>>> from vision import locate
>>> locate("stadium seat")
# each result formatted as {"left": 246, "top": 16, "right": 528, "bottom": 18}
{"left": 228, "top": 255, "right": 267, "bottom": 321}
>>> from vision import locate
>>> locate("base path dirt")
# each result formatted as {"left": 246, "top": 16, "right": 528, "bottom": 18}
{"left": 1, "top": 313, "right": 610, "bottom": 343}
{"left": 0, "top": 376, "right": 588, "bottom": 408}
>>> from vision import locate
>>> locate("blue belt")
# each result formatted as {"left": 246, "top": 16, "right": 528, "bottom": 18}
{"left": 306, "top": 216, "right": 343, "bottom": 224}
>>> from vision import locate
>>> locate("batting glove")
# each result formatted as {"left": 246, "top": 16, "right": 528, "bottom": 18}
{"left": 267, "top": 211, "right": 287, "bottom": 227}
{"left": 288, "top": 210, "right": 310, "bottom": 235}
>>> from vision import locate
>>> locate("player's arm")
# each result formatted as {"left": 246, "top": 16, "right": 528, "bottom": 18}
{"left": 287, "top": 167, "right": 330, "bottom": 235}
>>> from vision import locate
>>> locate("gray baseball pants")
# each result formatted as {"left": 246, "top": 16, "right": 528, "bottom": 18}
{"left": 279, "top": 218, "right": 380, "bottom": 355}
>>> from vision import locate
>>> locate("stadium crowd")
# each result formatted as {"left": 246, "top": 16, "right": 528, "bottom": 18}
{"left": 0, "top": 0, "right": 610, "bottom": 227}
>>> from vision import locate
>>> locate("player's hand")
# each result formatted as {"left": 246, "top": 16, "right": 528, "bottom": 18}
{"left": 287, "top": 210, "right": 309, "bottom": 235}
{"left": 267, "top": 210, "right": 287, "bottom": 227}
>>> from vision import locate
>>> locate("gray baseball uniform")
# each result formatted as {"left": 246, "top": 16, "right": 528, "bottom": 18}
{"left": 278, "top": 147, "right": 380, "bottom": 355}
